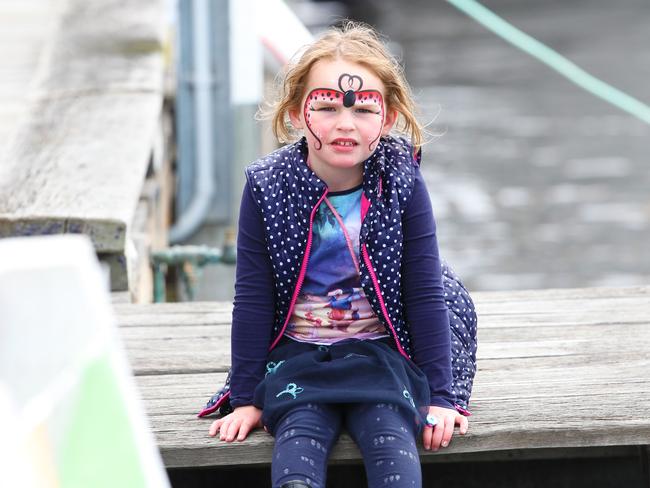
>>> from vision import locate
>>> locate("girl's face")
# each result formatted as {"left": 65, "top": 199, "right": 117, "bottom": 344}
{"left": 289, "top": 58, "right": 397, "bottom": 180}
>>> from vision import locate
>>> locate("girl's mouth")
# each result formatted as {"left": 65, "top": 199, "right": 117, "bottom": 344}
{"left": 331, "top": 139, "right": 358, "bottom": 147}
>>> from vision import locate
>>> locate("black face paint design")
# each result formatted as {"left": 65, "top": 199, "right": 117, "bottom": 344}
{"left": 303, "top": 73, "right": 385, "bottom": 151}
{"left": 339, "top": 73, "right": 363, "bottom": 107}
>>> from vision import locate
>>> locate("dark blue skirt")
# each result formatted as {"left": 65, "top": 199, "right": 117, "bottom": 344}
{"left": 253, "top": 337, "right": 430, "bottom": 435}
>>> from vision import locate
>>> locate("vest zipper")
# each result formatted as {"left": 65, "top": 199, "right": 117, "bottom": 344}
{"left": 358, "top": 178, "right": 408, "bottom": 358}
{"left": 360, "top": 242, "right": 409, "bottom": 359}
{"left": 269, "top": 189, "right": 329, "bottom": 351}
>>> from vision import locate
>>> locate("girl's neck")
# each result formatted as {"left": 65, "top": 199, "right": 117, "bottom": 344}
{"left": 307, "top": 158, "right": 363, "bottom": 192}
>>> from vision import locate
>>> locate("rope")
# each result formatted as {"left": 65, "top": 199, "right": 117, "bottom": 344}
{"left": 446, "top": 0, "right": 650, "bottom": 125}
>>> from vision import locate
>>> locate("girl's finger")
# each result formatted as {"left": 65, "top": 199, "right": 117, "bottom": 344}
{"left": 440, "top": 416, "right": 454, "bottom": 448}
{"left": 458, "top": 415, "right": 469, "bottom": 435}
{"left": 430, "top": 420, "right": 444, "bottom": 451}
{"left": 237, "top": 420, "right": 253, "bottom": 441}
{"left": 219, "top": 418, "right": 231, "bottom": 440}
{"left": 422, "top": 421, "right": 434, "bottom": 450}
{"left": 208, "top": 418, "right": 223, "bottom": 437}
{"left": 225, "top": 417, "right": 243, "bottom": 442}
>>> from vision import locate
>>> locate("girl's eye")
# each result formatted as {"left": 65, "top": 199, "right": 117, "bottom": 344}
{"left": 355, "top": 105, "right": 381, "bottom": 114}
{"left": 310, "top": 106, "right": 335, "bottom": 112}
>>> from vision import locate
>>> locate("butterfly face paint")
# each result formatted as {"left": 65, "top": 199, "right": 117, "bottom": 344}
{"left": 303, "top": 73, "right": 385, "bottom": 152}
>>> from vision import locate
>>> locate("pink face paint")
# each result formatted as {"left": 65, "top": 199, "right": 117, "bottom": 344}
{"left": 303, "top": 73, "right": 385, "bottom": 151}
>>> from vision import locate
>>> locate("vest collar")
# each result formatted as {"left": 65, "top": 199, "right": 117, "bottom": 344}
{"left": 289, "top": 136, "right": 387, "bottom": 201}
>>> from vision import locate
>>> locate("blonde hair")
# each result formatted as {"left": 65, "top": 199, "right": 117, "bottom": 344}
{"left": 265, "top": 21, "right": 424, "bottom": 150}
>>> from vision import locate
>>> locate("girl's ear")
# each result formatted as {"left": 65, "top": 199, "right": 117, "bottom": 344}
{"left": 288, "top": 107, "right": 303, "bottom": 130}
{"left": 381, "top": 108, "right": 399, "bottom": 136}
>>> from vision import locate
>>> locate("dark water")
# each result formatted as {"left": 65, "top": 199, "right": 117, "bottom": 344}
{"left": 353, "top": 0, "right": 650, "bottom": 291}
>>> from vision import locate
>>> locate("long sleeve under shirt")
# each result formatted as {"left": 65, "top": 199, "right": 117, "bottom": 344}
{"left": 229, "top": 165, "right": 455, "bottom": 410}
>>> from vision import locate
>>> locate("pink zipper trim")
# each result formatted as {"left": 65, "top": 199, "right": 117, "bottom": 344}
{"left": 197, "top": 390, "right": 230, "bottom": 418}
{"left": 361, "top": 242, "right": 409, "bottom": 359}
{"left": 269, "top": 189, "right": 329, "bottom": 351}
{"left": 455, "top": 404, "right": 472, "bottom": 416}
{"left": 361, "top": 193, "right": 371, "bottom": 221}
{"left": 360, "top": 176, "right": 382, "bottom": 221}
{"left": 359, "top": 186, "right": 407, "bottom": 358}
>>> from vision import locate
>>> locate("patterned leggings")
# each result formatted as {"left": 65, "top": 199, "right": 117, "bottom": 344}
{"left": 272, "top": 402, "right": 421, "bottom": 488}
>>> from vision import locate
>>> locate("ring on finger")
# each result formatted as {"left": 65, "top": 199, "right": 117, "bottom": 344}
{"left": 425, "top": 414, "right": 438, "bottom": 427}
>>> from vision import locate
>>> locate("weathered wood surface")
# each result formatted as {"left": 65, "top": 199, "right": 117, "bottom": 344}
{"left": 0, "top": 0, "right": 66, "bottom": 149}
{"left": 0, "top": 0, "right": 165, "bottom": 254}
{"left": 114, "top": 286, "right": 650, "bottom": 468}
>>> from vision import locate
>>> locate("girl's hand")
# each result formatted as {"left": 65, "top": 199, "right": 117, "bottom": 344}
{"left": 208, "top": 405, "right": 263, "bottom": 442}
{"left": 422, "top": 405, "right": 468, "bottom": 451}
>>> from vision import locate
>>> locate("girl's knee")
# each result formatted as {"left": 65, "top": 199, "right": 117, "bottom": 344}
{"left": 272, "top": 404, "right": 342, "bottom": 488}
{"left": 346, "top": 402, "right": 417, "bottom": 441}
{"left": 276, "top": 403, "right": 341, "bottom": 440}
{"left": 345, "top": 402, "right": 422, "bottom": 486}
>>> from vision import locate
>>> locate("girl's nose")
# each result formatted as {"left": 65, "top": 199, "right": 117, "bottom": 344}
{"left": 335, "top": 109, "right": 355, "bottom": 130}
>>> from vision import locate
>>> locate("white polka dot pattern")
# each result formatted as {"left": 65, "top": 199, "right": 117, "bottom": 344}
{"left": 441, "top": 261, "right": 477, "bottom": 409}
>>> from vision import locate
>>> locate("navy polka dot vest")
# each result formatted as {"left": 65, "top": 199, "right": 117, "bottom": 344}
{"left": 246, "top": 136, "right": 420, "bottom": 357}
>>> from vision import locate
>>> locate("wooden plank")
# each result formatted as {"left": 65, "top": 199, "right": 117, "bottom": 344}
{"left": 114, "top": 302, "right": 232, "bottom": 315}
{"left": 142, "top": 378, "right": 650, "bottom": 466}
{"left": 112, "top": 287, "right": 650, "bottom": 327}
{"left": 114, "top": 294, "right": 649, "bottom": 333}
{"left": 117, "top": 310, "right": 233, "bottom": 327}
{"left": 134, "top": 367, "right": 650, "bottom": 420}
{"left": 111, "top": 285, "right": 650, "bottom": 314}
{"left": 478, "top": 322, "right": 650, "bottom": 343}
{"left": 475, "top": 360, "right": 650, "bottom": 389}
{"left": 470, "top": 285, "right": 650, "bottom": 302}
{"left": 121, "top": 324, "right": 231, "bottom": 375}
{"left": 134, "top": 351, "right": 650, "bottom": 407}
{"left": 111, "top": 291, "right": 131, "bottom": 304}
{"left": 118, "top": 319, "right": 650, "bottom": 375}
{"left": 135, "top": 373, "right": 226, "bottom": 415}
{"left": 122, "top": 336, "right": 649, "bottom": 376}
{"left": 115, "top": 306, "right": 650, "bottom": 329}
{"left": 100, "top": 251, "right": 129, "bottom": 292}
{"left": 133, "top": 368, "right": 650, "bottom": 468}
{"left": 0, "top": 93, "right": 162, "bottom": 252}
{"left": 148, "top": 365, "right": 641, "bottom": 466}
{"left": 0, "top": 0, "right": 165, "bottom": 253}
{"left": 147, "top": 408, "right": 650, "bottom": 469}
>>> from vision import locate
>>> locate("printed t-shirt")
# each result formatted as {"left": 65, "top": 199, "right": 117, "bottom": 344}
{"left": 284, "top": 184, "right": 389, "bottom": 345}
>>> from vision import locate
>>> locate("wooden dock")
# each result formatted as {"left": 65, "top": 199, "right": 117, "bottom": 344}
{"left": 114, "top": 285, "right": 650, "bottom": 475}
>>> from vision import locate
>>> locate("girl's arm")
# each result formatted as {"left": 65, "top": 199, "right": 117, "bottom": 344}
{"left": 209, "top": 181, "right": 273, "bottom": 442}
{"left": 229, "top": 180, "right": 276, "bottom": 408}
{"left": 402, "top": 165, "right": 469, "bottom": 450}
{"left": 400, "top": 165, "right": 456, "bottom": 410}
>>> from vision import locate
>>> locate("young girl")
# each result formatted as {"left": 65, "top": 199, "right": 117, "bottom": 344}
{"left": 201, "top": 22, "right": 477, "bottom": 488}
